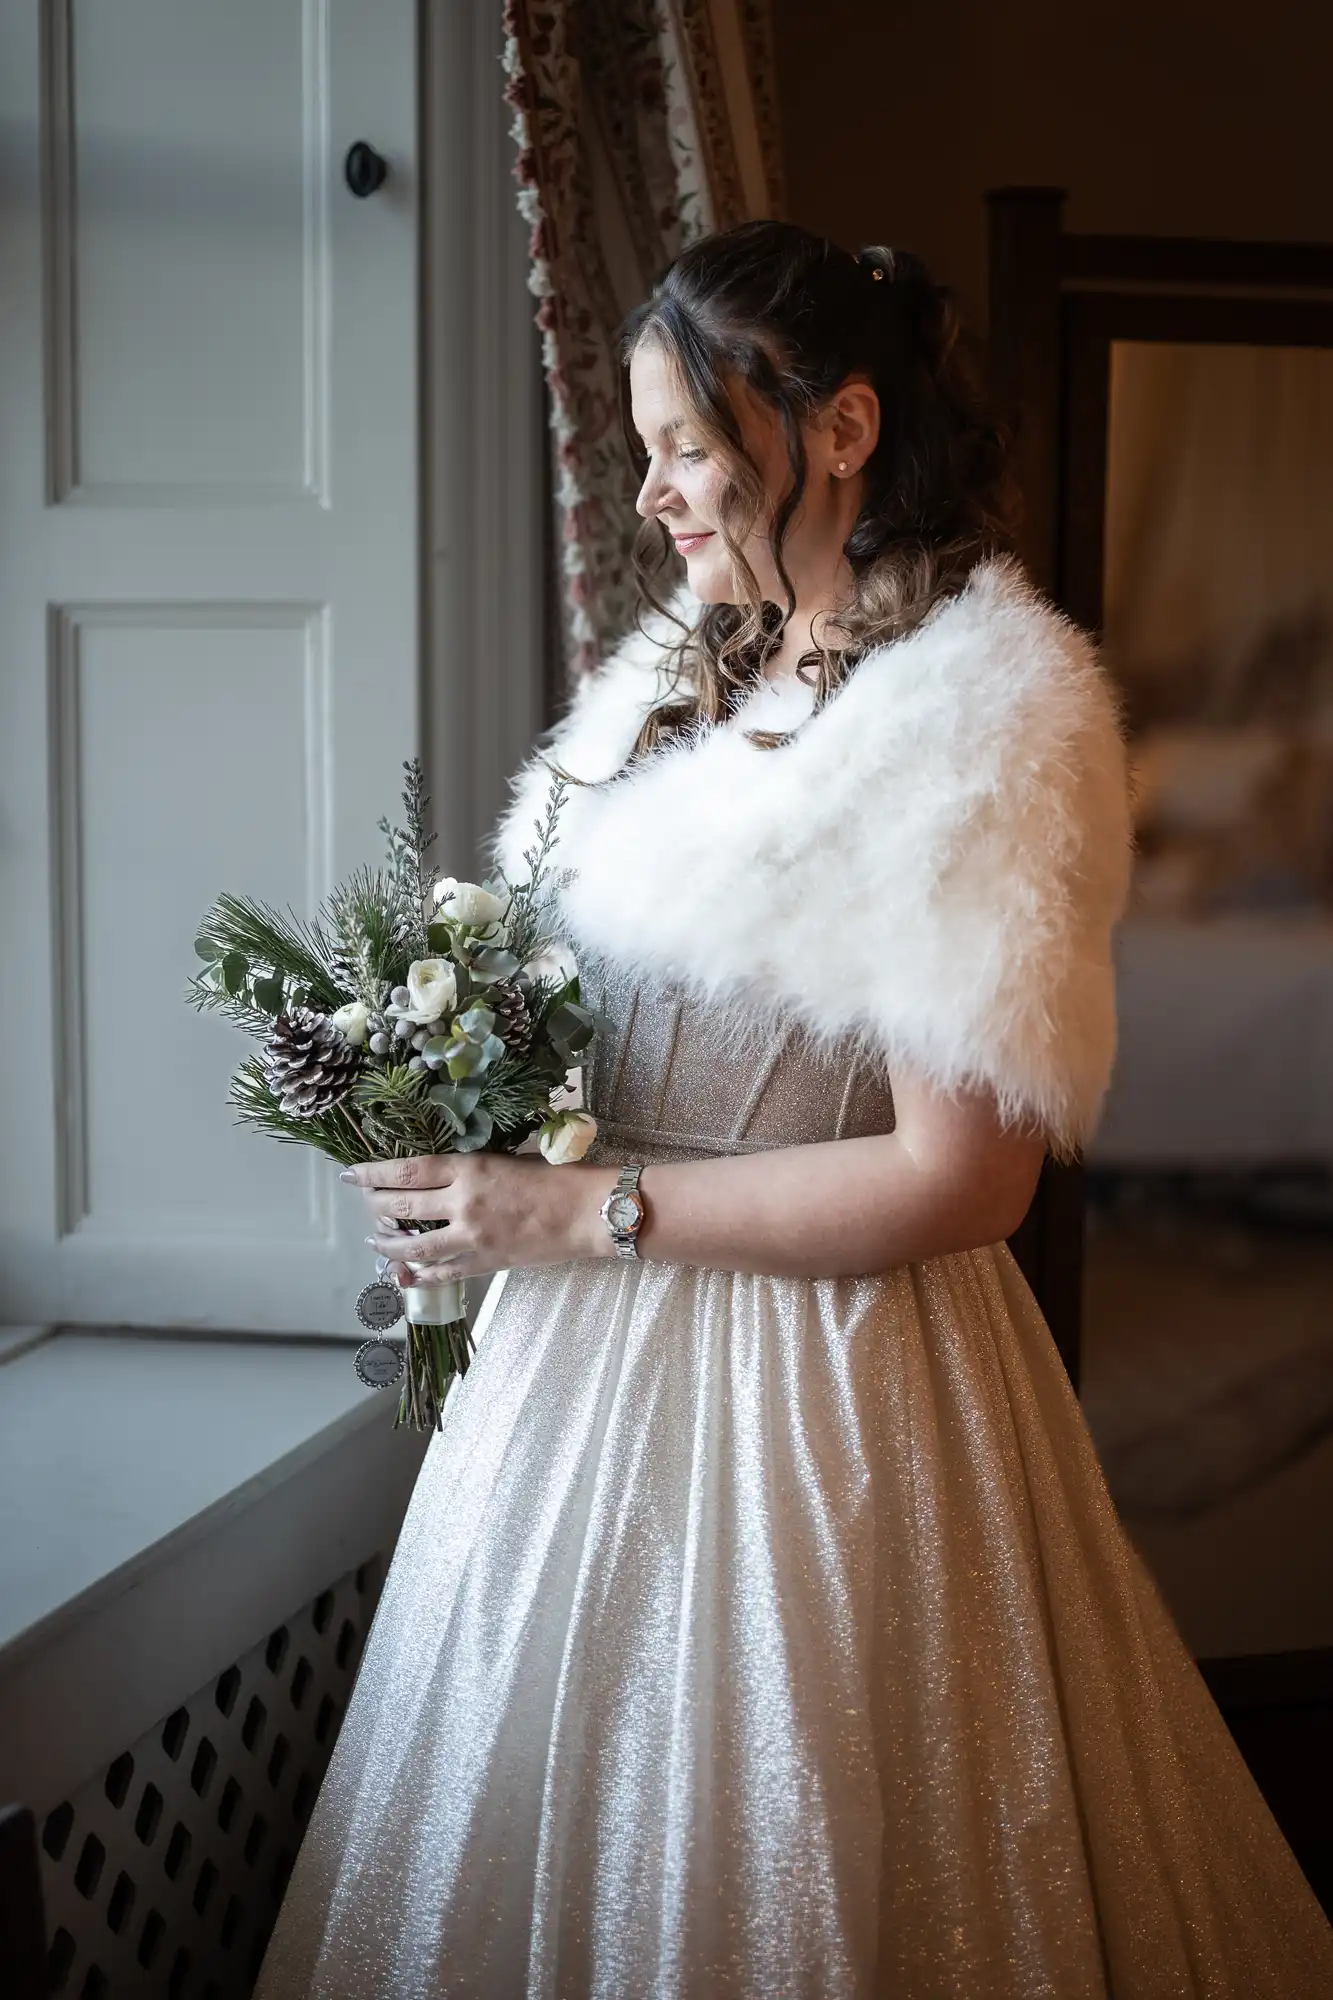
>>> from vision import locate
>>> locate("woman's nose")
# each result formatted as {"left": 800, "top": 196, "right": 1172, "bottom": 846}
{"left": 635, "top": 464, "right": 670, "bottom": 520}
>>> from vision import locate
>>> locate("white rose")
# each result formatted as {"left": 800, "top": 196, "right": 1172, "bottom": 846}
{"left": 436, "top": 879, "right": 507, "bottom": 927}
{"left": 538, "top": 1110, "right": 598, "bottom": 1165}
{"left": 403, "top": 957, "right": 458, "bottom": 1025}
{"left": 329, "top": 1000, "right": 370, "bottom": 1046}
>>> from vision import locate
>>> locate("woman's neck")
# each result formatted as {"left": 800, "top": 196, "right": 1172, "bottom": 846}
{"left": 761, "top": 596, "right": 851, "bottom": 684}
{"left": 756, "top": 537, "right": 857, "bottom": 684}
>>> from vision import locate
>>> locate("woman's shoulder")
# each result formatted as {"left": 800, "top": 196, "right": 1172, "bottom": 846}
{"left": 844, "top": 555, "right": 1121, "bottom": 763}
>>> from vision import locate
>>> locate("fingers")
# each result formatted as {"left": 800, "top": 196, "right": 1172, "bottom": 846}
{"left": 339, "top": 1156, "right": 456, "bottom": 1192}
{"left": 362, "top": 1185, "right": 453, "bottom": 1226}
{"left": 366, "top": 1228, "right": 460, "bottom": 1274}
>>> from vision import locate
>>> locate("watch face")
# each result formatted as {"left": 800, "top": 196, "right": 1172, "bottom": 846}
{"left": 607, "top": 1192, "right": 641, "bottom": 1232}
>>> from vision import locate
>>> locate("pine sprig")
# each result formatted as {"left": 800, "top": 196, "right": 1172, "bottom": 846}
{"left": 186, "top": 972, "right": 280, "bottom": 1037}
{"left": 377, "top": 759, "right": 437, "bottom": 958}
{"left": 229, "top": 1056, "right": 366, "bottom": 1165}
{"left": 325, "top": 865, "right": 417, "bottom": 1008}
{"left": 502, "top": 772, "right": 569, "bottom": 968}
{"left": 352, "top": 1062, "right": 451, "bottom": 1159}
{"left": 194, "top": 893, "right": 342, "bottom": 1009}
{"left": 483, "top": 1055, "right": 564, "bottom": 1138}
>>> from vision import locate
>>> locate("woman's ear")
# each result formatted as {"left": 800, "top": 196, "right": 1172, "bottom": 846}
{"left": 817, "top": 380, "right": 880, "bottom": 479}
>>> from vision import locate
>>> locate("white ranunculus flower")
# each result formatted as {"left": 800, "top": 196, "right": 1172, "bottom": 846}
{"left": 436, "top": 879, "right": 506, "bottom": 927}
{"left": 538, "top": 1110, "right": 598, "bottom": 1165}
{"left": 329, "top": 1000, "right": 370, "bottom": 1046}
{"left": 431, "top": 875, "right": 458, "bottom": 908}
{"left": 403, "top": 957, "right": 458, "bottom": 1025}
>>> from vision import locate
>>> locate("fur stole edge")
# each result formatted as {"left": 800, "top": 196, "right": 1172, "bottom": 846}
{"left": 492, "top": 561, "right": 1133, "bottom": 1158}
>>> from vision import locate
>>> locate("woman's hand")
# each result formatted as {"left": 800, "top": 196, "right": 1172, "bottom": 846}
{"left": 341, "top": 1153, "right": 618, "bottom": 1282}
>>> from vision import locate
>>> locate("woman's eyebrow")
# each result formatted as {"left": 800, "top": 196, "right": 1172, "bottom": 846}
{"left": 635, "top": 416, "right": 686, "bottom": 445}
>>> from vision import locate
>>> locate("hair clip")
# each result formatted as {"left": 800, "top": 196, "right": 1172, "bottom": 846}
{"left": 871, "top": 267, "right": 884, "bottom": 280}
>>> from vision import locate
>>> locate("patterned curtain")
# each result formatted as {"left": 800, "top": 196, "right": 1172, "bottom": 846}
{"left": 503, "top": 0, "right": 786, "bottom": 678}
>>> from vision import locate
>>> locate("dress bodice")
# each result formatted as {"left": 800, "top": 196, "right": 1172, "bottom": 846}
{"left": 579, "top": 954, "right": 896, "bottom": 1163}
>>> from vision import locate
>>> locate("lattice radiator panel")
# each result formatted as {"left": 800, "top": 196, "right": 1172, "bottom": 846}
{"left": 39, "top": 1555, "right": 385, "bottom": 1999}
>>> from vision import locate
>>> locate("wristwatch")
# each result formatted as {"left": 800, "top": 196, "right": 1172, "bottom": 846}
{"left": 600, "top": 1163, "right": 646, "bottom": 1258}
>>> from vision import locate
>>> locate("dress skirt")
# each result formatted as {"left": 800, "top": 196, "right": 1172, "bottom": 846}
{"left": 254, "top": 1242, "right": 1333, "bottom": 1997}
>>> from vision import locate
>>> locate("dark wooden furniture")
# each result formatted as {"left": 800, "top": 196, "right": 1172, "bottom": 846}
{"left": 990, "top": 187, "right": 1333, "bottom": 1388}
{"left": 988, "top": 188, "right": 1333, "bottom": 1914}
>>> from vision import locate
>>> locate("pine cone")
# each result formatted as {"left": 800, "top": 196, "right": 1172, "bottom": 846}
{"left": 264, "top": 1007, "right": 362, "bottom": 1117}
{"left": 488, "top": 977, "right": 533, "bottom": 1057}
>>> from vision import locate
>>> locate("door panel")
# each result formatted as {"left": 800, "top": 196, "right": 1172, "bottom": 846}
{"left": 0, "top": 1, "right": 419, "bottom": 1333}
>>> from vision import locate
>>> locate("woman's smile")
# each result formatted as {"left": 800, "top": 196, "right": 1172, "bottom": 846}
{"left": 672, "top": 529, "right": 714, "bottom": 554}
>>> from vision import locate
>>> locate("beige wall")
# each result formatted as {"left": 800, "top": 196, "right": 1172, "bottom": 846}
{"left": 772, "top": 0, "right": 1333, "bottom": 331}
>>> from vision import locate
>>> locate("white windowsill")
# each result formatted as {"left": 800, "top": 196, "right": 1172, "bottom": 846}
{"left": 0, "top": 1325, "right": 429, "bottom": 1814}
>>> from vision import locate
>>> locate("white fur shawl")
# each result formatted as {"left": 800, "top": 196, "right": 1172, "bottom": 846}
{"left": 493, "top": 559, "right": 1132, "bottom": 1157}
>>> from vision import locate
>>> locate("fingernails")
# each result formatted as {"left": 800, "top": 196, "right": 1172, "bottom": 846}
{"left": 339, "top": 1169, "right": 358, "bottom": 1183}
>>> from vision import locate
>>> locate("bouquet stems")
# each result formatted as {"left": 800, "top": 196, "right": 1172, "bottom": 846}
{"left": 396, "top": 1277, "right": 473, "bottom": 1432}
{"left": 397, "top": 1316, "right": 474, "bottom": 1433}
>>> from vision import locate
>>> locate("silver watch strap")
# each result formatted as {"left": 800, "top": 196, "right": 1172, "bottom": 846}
{"left": 612, "top": 1163, "right": 644, "bottom": 1258}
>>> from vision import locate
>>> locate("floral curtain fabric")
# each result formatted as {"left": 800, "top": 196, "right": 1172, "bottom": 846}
{"left": 503, "top": 0, "right": 785, "bottom": 678}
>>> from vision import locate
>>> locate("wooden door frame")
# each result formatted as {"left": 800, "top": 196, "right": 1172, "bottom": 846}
{"left": 989, "top": 187, "right": 1333, "bottom": 1388}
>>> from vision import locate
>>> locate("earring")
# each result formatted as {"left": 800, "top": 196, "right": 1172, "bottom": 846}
{"left": 837, "top": 460, "right": 848, "bottom": 474}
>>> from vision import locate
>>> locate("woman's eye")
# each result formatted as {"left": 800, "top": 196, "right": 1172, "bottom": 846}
{"left": 677, "top": 447, "right": 706, "bottom": 465}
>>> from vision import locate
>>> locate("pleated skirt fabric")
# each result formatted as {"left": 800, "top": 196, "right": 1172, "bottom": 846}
{"left": 255, "top": 1246, "right": 1333, "bottom": 1997}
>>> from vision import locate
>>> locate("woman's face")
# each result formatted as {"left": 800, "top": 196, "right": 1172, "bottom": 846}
{"left": 628, "top": 337, "right": 846, "bottom": 605}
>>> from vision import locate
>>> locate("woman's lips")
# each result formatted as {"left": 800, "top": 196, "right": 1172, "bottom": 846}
{"left": 672, "top": 531, "right": 714, "bottom": 554}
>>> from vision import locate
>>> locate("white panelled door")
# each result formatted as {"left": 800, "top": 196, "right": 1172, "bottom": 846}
{"left": 0, "top": 3, "right": 419, "bottom": 1333}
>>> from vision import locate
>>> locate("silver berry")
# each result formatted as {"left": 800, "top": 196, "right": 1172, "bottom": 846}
{"left": 391, "top": 986, "right": 411, "bottom": 1008}
{"left": 394, "top": 1017, "right": 414, "bottom": 1040}
{"left": 408, "top": 1055, "right": 426, "bottom": 1072}
{"left": 369, "top": 1032, "right": 391, "bottom": 1056}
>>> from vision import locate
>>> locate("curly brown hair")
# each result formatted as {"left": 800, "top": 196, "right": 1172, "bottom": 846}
{"left": 615, "top": 220, "right": 1014, "bottom": 757}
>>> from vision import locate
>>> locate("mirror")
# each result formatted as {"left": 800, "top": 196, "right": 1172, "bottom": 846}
{"left": 1081, "top": 340, "right": 1333, "bottom": 1660}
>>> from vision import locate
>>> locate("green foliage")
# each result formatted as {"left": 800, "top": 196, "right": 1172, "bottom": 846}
{"left": 500, "top": 772, "right": 569, "bottom": 969}
{"left": 325, "top": 864, "right": 417, "bottom": 1006}
{"left": 352, "top": 1062, "right": 451, "bottom": 1160}
{"left": 482, "top": 1056, "right": 562, "bottom": 1140}
{"left": 228, "top": 1056, "right": 365, "bottom": 1165}
{"left": 376, "top": 758, "right": 436, "bottom": 958}
{"left": 192, "top": 892, "right": 343, "bottom": 1010}
{"left": 195, "top": 759, "right": 591, "bottom": 1182}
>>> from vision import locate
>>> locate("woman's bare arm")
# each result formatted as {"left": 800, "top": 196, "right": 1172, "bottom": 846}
{"left": 352, "top": 1070, "right": 1046, "bottom": 1282}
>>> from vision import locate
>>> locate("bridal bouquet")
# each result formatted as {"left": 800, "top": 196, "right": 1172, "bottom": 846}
{"left": 188, "top": 762, "right": 596, "bottom": 1431}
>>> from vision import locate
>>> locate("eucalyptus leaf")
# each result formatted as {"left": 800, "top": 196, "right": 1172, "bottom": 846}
{"left": 426, "top": 919, "right": 454, "bottom": 954}
{"left": 453, "top": 1105, "right": 494, "bottom": 1153}
{"left": 429, "top": 1077, "right": 482, "bottom": 1121}
{"left": 471, "top": 947, "right": 519, "bottom": 980}
{"left": 456, "top": 1005, "right": 496, "bottom": 1044}
{"left": 420, "top": 1036, "right": 452, "bottom": 1069}
{"left": 251, "top": 974, "right": 285, "bottom": 1015}
{"left": 221, "top": 951, "right": 249, "bottom": 997}
{"left": 547, "top": 1000, "right": 596, "bottom": 1060}
{"left": 194, "top": 934, "right": 217, "bottom": 961}
{"left": 445, "top": 1039, "right": 485, "bottom": 1079}
{"left": 425, "top": 1087, "right": 465, "bottom": 1136}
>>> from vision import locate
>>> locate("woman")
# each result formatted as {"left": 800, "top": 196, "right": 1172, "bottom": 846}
{"left": 258, "top": 224, "right": 1333, "bottom": 1996}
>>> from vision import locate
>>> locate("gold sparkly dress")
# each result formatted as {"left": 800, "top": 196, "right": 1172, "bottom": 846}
{"left": 256, "top": 952, "right": 1333, "bottom": 1998}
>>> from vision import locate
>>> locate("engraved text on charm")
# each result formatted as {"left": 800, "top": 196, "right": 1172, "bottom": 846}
{"left": 356, "top": 1278, "right": 404, "bottom": 1332}
{"left": 354, "top": 1338, "right": 406, "bottom": 1390}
